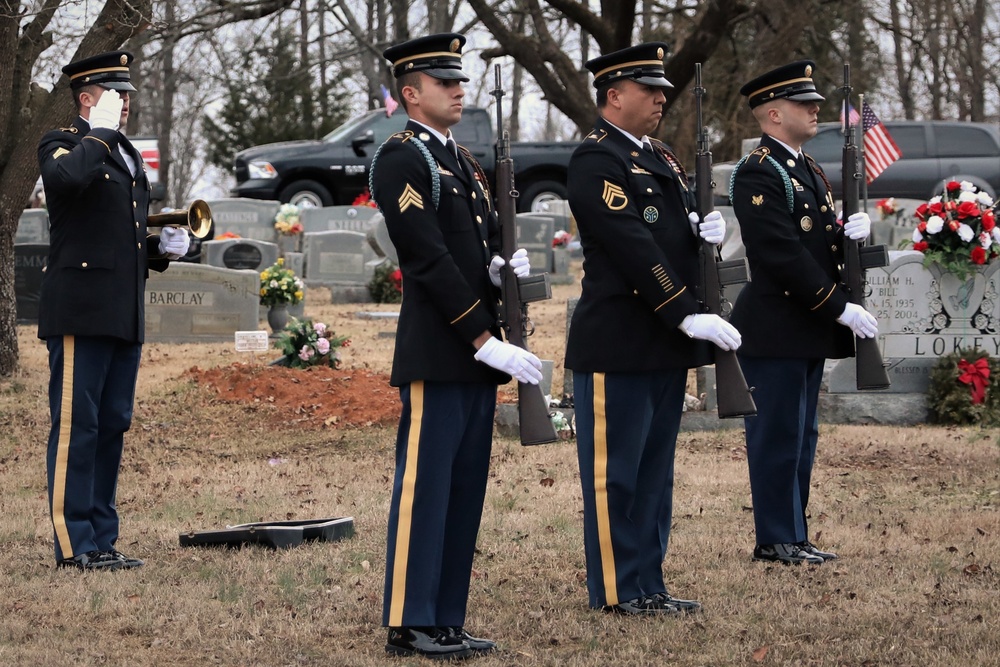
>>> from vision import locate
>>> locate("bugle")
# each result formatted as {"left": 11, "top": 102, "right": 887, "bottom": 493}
{"left": 147, "top": 199, "right": 213, "bottom": 239}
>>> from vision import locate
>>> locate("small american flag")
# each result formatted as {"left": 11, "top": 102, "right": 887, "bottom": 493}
{"left": 381, "top": 85, "right": 399, "bottom": 117}
{"left": 839, "top": 103, "right": 860, "bottom": 131}
{"left": 861, "top": 102, "right": 902, "bottom": 183}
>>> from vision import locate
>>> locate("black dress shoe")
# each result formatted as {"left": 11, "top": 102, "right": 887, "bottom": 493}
{"left": 443, "top": 627, "right": 496, "bottom": 653}
{"left": 603, "top": 595, "right": 680, "bottom": 616}
{"left": 386, "top": 627, "right": 472, "bottom": 660}
{"left": 753, "top": 543, "right": 824, "bottom": 565}
{"left": 797, "top": 541, "right": 838, "bottom": 560}
{"left": 57, "top": 550, "right": 124, "bottom": 571}
{"left": 649, "top": 591, "right": 702, "bottom": 613}
{"left": 105, "top": 549, "right": 144, "bottom": 569}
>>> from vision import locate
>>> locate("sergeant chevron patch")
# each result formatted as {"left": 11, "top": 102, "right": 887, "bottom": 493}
{"left": 398, "top": 184, "right": 424, "bottom": 212}
{"left": 52, "top": 147, "right": 70, "bottom": 160}
{"left": 602, "top": 181, "right": 628, "bottom": 210}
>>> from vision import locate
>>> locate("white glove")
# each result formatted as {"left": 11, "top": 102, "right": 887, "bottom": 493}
{"left": 90, "top": 89, "right": 123, "bottom": 131}
{"left": 843, "top": 211, "right": 872, "bottom": 241}
{"left": 474, "top": 336, "right": 544, "bottom": 384}
{"left": 488, "top": 248, "right": 531, "bottom": 287}
{"left": 836, "top": 303, "right": 879, "bottom": 338}
{"left": 689, "top": 211, "right": 726, "bottom": 245}
{"left": 679, "top": 313, "right": 742, "bottom": 351}
{"left": 158, "top": 226, "right": 191, "bottom": 259}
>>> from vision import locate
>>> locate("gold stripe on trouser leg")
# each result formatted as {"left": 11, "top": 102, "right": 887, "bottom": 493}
{"left": 593, "top": 372, "right": 618, "bottom": 605}
{"left": 388, "top": 381, "right": 423, "bottom": 627}
{"left": 52, "top": 335, "right": 75, "bottom": 557}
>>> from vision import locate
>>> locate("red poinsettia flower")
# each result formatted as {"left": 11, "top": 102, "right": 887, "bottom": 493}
{"left": 946, "top": 180, "right": 962, "bottom": 192}
{"left": 352, "top": 189, "right": 378, "bottom": 208}
{"left": 390, "top": 268, "right": 403, "bottom": 293}
{"left": 971, "top": 246, "right": 987, "bottom": 264}
{"left": 913, "top": 240, "right": 929, "bottom": 252}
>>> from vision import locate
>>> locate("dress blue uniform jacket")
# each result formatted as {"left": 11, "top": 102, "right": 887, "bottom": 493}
{"left": 37, "top": 116, "right": 169, "bottom": 343}
{"left": 730, "top": 134, "right": 854, "bottom": 360}
{"left": 566, "top": 118, "right": 712, "bottom": 372}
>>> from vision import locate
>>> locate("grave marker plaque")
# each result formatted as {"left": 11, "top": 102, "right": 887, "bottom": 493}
{"left": 207, "top": 198, "right": 280, "bottom": 241}
{"left": 14, "top": 244, "right": 48, "bottom": 322}
{"left": 16, "top": 209, "right": 49, "bottom": 245}
{"left": 145, "top": 264, "right": 259, "bottom": 342}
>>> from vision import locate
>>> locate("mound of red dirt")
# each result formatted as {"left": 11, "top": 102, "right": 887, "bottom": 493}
{"left": 185, "top": 363, "right": 400, "bottom": 429}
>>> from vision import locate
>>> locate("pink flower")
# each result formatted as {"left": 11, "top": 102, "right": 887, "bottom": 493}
{"left": 316, "top": 338, "right": 331, "bottom": 354}
{"left": 314, "top": 322, "right": 327, "bottom": 335}
{"left": 298, "top": 345, "right": 314, "bottom": 361}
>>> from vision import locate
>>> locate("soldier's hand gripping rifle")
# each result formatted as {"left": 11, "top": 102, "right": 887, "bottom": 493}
{"left": 491, "top": 64, "right": 558, "bottom": 445}
{"left": 841, "top": 64, "right": 891, "bottom": 390}
{"left": 693, "top": 63, "right": 757, "bottom": 418}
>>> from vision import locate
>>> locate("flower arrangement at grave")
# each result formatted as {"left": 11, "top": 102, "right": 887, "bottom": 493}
{"left": 926, "top": 348, "right": 1000, "bottom": 426}
{"left": 274, "top": 317, "right": 350, "bottom": 369}
{"left": 907, "top": 181, "right": 1000, "bottom": 280}
{"left": 875, "top": 197, "right": 907, "bottom": 223}
{"left": 552, "top": 230, "right": 573, "bottom": 248}
{"left": 217, "top": 231, "right": 242, "bottom": 240}
{"left": 367, "top": 260, "right": 403, "bottom": 304}
{"left": 273, "top": 203, "right": 304, "bottom": 236}
{"left": 352, "top": 189, "right": 378, "bottom": 208}
{"left": 259, "top": 258, "right": 304, "bottom": 307}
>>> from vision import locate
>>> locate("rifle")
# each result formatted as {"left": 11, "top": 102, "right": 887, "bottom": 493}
{"left": 491, "top": 64, "right": 558, "bottom": 445}
{"left": 840, "top": 64, "right": 891, "bottom": 390}
{"left": 693, "top": 63, "right": 757, "bottom": 418}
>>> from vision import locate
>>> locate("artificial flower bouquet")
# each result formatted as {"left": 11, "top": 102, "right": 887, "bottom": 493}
{"left": 259, "top": 258, "right": 304, "bottom": 306}
{"left": 274, "top": 318, "right": 350, "bottom": 369}
{"left": 908, "top": 180, "right": 999, "bottom": 280}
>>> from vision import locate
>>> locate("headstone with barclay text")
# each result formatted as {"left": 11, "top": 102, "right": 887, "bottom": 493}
{"left": 14, "top": 243, "right": 48, "bottom": 322}
{"left": 145, "top": 263, "right": 260, "bottom": 342}
{"left": 16, "top": 209, "right": 49, "bottom": 245}
{"left": 206, "top": 198, "right": 280, "bottom": 242}
{"left": 300, "top": 205, "right": 379, "bottom": 233}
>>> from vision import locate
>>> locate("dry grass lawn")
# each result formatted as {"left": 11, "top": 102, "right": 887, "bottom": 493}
{"left": 2, "top": 276, "right": 999, "bottom": 666}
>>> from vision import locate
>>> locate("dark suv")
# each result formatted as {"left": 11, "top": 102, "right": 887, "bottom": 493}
{"left": 804, "top": 120, "right": 1000, "bottom": 200}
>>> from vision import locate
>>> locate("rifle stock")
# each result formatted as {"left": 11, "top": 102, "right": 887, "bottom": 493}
{"left": 491, "top": 64, "right": 558, "bottom": 445}
{"left": 693, "top": 63, "right": 757, "bottom": 418}
{"left": 841, "top": 65, "right": 891, "bottom": 391}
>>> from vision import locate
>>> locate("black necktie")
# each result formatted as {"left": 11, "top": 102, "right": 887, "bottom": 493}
{"left": 446, "top": 138, "right": 459, "bottom": 160}
{"left": 797, "top": 153, "right": 808, "bottom": 170}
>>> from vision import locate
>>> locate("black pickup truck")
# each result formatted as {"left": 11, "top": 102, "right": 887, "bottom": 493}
{"left": 231, "top": 107, "right": 576, "bottom": 212}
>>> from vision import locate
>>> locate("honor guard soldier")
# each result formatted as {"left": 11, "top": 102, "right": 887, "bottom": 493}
{"left": 566, "top": 43, "right": 740, "bottom": 615}
{"left": 729, "top": 61, "right": 877, "bottom": 565}
{"left": 370, "top": 33, "right": 540, "bottom": 659}
{"left": 38, "top": 51, "right": 190, "bottom": 571}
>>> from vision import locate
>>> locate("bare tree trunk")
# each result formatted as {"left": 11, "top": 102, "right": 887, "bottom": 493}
{"left": 299, "top": 0, "right": 314, "bottom": 135}
{"left": 389, "top": 0, "right": 409, "bottom": 41}
{"left": 889, "top": 0, "right": 915, "bottom": 119}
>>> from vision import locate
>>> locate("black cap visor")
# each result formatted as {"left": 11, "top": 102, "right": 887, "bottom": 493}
{"left": 101, "top": 80, "right": 137, "bottom": 92}
{"left": 632, "top": 74, "right": 673, "bottom": 88}
{"left": 423, "top": 67, "right": 470, "bottom": 82}
{"left": 786, "top": 90, "right": 825, "bottom": 103}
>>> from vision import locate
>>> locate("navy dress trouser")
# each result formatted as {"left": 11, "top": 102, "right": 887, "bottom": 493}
{"left": 46, "top": 334, "right": 142, "bottom": 561}
{"left": 383, "top": 381, "right": 496, "bottom": 628}
{"left": 574, "top": 370, "right": 686, "bottom": 609}
{"left": 740, "top": 356, "right": 824, "bottom": 546}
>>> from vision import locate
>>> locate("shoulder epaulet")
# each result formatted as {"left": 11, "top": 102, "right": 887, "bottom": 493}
{"left": 585, "top": 129, "right": 608, "bottom": 142}
{"left": 729, "top": 147, "right": 795, "bottom": 213}
{"left": 59, "top": 126, "right": 79, "bottom": 134}
{"left": 369, "top": 133, "right": 441, "bottom": 210}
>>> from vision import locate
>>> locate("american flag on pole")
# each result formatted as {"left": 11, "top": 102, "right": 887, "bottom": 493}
{"left": 381, "top": 84, "right": 399, "bottom": 117}
{"left": 839, "top": 103, "right": 860, "bottom": 132}
{"left": 861, "top": 101, "right": 902, "bottom": 183}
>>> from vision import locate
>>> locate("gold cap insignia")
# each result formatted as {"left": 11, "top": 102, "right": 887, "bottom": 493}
{"left": 805, "top": 64, "right": 812, "bottom": 77}
{"left": 450, "top": 38, "right": 460, "bottom": 53}
{"left": 120, "top": 54, "right": 128, "bottom": 66}
{"left": 657, "top": 47, "right": 664, "bottom": 59}
{"left": 406, "top": 62, "right": 414, "bottom": 70}
{"left": 602, "top": 181, "right": 629, "bottom": 210}
{"left": 800, "top": 215, "right": 813, "bottom": 231}
{"left": 751, "top": 194, "right": 764, "bottom": 206}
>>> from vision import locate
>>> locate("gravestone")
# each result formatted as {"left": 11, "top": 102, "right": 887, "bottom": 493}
{"left": 145, "top": 264, "right": 260, "bottom": 342}
{"left": 366, "top": 211, "right": 397, "bottom": 263}
{"left": 203, "top": 239, "right": 279, "bottom": 272}
{"left": 829, "top": 250, "right": 1000, "bottom": 393}
{"left": 16, "top": 209, "right": 49, "bottom": 244}
{"left": 515, "top": 213, "right": 555, "bottom": 275}
{"left": 14, "top": 244, "right": 48, "bottom": 322}
{"left": 300, "top": 205, "right": 379, "bottom": 233}
{"left": 207, "top": 198, "right": 280, "bottom": 242}
{"left": 302, "top": 230, "right": 378, "bottom": 302}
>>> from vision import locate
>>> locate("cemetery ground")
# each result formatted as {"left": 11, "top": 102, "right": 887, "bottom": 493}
{"left": 2, "top": 277, "right": 1000, "bottom": 667}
